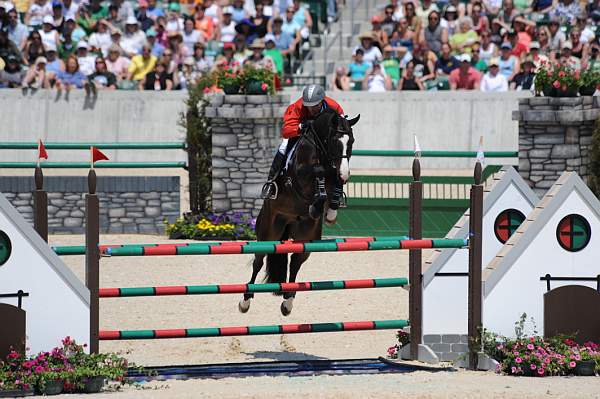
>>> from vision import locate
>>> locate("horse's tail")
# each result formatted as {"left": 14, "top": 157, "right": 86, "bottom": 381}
{"left": 264, "top": 253, "right": 288, "bottom": 288}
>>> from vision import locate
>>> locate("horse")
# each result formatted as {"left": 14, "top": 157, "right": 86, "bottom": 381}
{"left": 238, "top": 108, "right": 360, "bottom": 316}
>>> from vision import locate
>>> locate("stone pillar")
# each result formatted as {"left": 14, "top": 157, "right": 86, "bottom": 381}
{"left": 512, "top": 97, "right": 600, "bottom": 196}
{"left": 204, "top": 94, "right": 290, "bottom": 216}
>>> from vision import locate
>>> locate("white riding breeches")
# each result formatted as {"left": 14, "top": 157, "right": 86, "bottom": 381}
{"left": 278, "top": 138, "right": 289, "bottom": 155}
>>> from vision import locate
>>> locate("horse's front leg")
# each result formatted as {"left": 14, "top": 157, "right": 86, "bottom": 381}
{"left": 281, "top": 252, "right": 310, "bottom": 316}
{"left": 238, "top": 254, "right": 265, "bottom": 313}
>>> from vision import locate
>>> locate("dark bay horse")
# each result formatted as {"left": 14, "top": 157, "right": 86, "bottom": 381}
{"left": 239, "top": 109, "right": 360, "bottom": 315}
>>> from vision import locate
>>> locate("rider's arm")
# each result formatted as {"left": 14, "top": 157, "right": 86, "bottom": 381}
{"left": 281, "top": 102, "right": 302, "bottom": 138}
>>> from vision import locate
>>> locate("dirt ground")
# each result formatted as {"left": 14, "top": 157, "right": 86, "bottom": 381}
{"left": 49, "top": 234, "right": 600, "bottom": 399}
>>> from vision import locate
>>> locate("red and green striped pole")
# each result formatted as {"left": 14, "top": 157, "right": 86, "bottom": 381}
{"left": 99, "top": 319, "right": 408, "bottom": 340}
{"left": 98, "top": 238, "right": 467, "bottom": 257}
{"left": 99, "top": 277, "right": 408, "bottom": 298}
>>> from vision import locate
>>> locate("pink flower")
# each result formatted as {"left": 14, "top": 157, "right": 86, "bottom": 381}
{"left": 203, "top": 87, "right": 211, "bottom": 93}
{"left": 511, "top": 366, "right": 517, "bottom": 374}
{"left": 261, "top": 83, "right": 268, "bottom": 91}
{"left": 516, "top": 357, "right": 523, "bottom": 363}
{"left": 527, "top": 344, "right": 535, "bottom": 350}
{"left": 537, "top": 368, "right": 545, "bottom": 376}
{"left": 546, "top": 71, "right": 552, "bottom": 77}
{"left": 34, "top": 366, "right": 44, "bottom": 373}
{"left": 544, "top": 357, "right": 551, "bottom": 364}
{"left": 530, "top": 363, "right": 537, "bottom": 370}
{"left": 569, "top": 361, "right": 576, "bottom": 368}
{"left": 558, "top": 70, "right": 566, "bottom": 78}
{"left": 553, "top": 80, "right": 561, "bottom": 89}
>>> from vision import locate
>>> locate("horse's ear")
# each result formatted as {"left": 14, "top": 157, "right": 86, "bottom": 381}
{"left": 348, "top": 114, "right": 360, "bottom": 127}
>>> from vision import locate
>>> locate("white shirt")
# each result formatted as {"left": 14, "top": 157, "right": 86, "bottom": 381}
{"left": 220, "top": 21, "right": 236, "bottom": 43}
{"left": 353, "top": 45, "right": 382, "bottom": 66}
{"left": 480, "top": 72, "right": 508, "bottom": 92}
{"left": 205, "top": 3, "right": 220, "bottom": 24}
{"left": 38, "top": 29, "right": 57, "bottom": 49}
{"left": 120, "top": 30, "right": 147, "bottom": 55}
{"left": 367, "top": 73, "right": 387, "bottom": 92}
{"left": 579, "top": 26, "right": 595, "bottom": 44}
{"left": 27, "top": 2, "right": 52, "bottom": 27}
{"left": 89, "top": 31, "right": 112, "bottom": 56}
{"left": 78, "top": 55, "right": 96, "bottom": 76}
{"left": 182, "top": 29, "right": 202, "bottom": 53}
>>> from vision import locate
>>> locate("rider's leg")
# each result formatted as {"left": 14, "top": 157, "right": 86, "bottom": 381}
{"left": 261, "top": 139, "right": 289, "bottom": 199}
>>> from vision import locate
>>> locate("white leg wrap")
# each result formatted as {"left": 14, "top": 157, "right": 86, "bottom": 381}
{"left": 283, "top": 297, "right": 294, "bottom": 312}
{"left": 239, "top": 298, "right": 251, "bottom": 312}
{"left": 326, "top": 209, "right": 337, "bottom": 223}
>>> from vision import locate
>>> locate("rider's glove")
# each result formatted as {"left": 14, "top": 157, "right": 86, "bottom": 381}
{"left": 299, "top": 120, "right": 313, "bottom": 132}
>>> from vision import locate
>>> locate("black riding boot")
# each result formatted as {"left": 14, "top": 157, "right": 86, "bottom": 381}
{"left": 261, "top": 151, "right": 287, "bottom": 199}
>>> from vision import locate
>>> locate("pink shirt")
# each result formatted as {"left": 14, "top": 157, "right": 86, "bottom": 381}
{"left": 106, "top": 57, "right": 131, "bottom": 77}
{"left": 449, "top": 66, "right": 481, "bottom": 90}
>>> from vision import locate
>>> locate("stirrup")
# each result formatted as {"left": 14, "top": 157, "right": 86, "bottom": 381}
{"left": 261, "top": 181, "right": 278, "bottom": 200}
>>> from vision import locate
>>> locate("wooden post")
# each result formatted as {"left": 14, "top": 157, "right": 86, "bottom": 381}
{"left": 33, "top": 166, "right": 48, "bottom": 242}
{"left": 85, "top": 170, "right": 100, "bottom": 354}
{"left": 468, "top": 162, "right": 484, "bottom": 370}
{"left": 409, "top": 158, "right": 423, "bottom": 360}
{"left": 187, "top": 142, "right": 199, "bottom": 215}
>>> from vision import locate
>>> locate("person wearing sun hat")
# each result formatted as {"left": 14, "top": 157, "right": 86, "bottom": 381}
{"left": 354, "top": 30, "right": 382, "bottom": 66}
{"left": 121, "top": 15, "right": 147, "bottom": 57}
{"left": 510, "top": 55, "right": 535, "bottom": 90}
{"left": 480, "top": 56, "right": 508, "bottom": 92}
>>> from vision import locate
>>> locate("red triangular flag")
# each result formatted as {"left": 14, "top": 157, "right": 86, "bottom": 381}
{"left": 38, "top": 139, "right": 48, "bottom": 160}
{"left": 91, "top": 146, "right": 109, "bottom": 164}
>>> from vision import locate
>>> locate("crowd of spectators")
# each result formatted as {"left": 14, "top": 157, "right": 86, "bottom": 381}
{"left": 334, "top": 0, "right": 599, "bottom": 92}
{"left": 0, "top": 0, "right": 327, "bottom": 90}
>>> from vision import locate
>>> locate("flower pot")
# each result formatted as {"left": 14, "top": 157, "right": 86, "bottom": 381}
{"left": 36, "top": 380, "right": 64, "bottom": 396}
{"left": 245, "top": 79, "right": 268, "bottom": 95}
{"left": 83, "top": 376, "right": 105, "bottom": 393}
{"left": 575, "top": 360, "right": 596, "bottom": 376}
{"left": 0, "top": 388, "right": 35, "bottom": 397}
{"left": 542, "top": 85, "right": 556, "bottom": 97}
{"left": 222, "top": 84, "right": 240, "bottom": 95}
{"left": 579, "top": 85, "right": 597, "bottom": 96}
{"left": 556, "top": 87, "right": 578, "bottom": 97}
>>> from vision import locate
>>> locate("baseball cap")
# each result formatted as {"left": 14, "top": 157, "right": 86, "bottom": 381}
{"left": 223, "top": 42, "right": 235, "bottom": 50}
{"left": 562, "top": 41, "right": 573, "bottom": 50}
{"left": 222, "top": 6, "right": 233, "bottom": 14}
{"left": 264, "top": 33, "right": 275, "bottom": 43}
{"left": 146, "top": 27, "right": 157, "bottom": 37}
{"left": 488, "top": 57, "right": 500, "bottom": 67}
{"left": 51, "top": 0, "right": 62, "bottom": 8}
{"left": 445, "top": 5, "right": 457, "bottom": 13}
{"left": 183, "top": 56, "right": 194, "bottom": 65}
{"left": 42, "top": 15, "right": 54, "bottom": 26}
{"left": 35, "top": 56, "right": 47, "bottom": 64}
{"left": 7, "top": 54, "right": 18, "bottom": 62}
{"left": 500, "top": 42, "right": 512, "bottom": 50}
{"left": 371, "top": 15, "right": 382, "bottom": 24}
{"left": 111, "top": 27, "right": 122, "bottom": 35}
{"left": 529, "top": 41, "right": 540, "bottom": 50}
{"left": 65, "top": 14, "right": 76, "bottom": 22}
{"left": 168, "top": 2, "right": 181, "bottom": 11}
{"left": 77, "top": 40, "right": 89, "bottom": 49}
{"left": 459, "top": 53, "right": 471, "bottom": 63}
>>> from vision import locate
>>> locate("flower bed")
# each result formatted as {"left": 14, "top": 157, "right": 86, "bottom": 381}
{"left": 0, "top": 337, "right": 133, "bottom": 396}
{"left": 165, "top": 212, "right": 256, "bottom": 240}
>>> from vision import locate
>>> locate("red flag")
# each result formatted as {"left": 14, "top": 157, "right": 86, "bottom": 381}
{"left": 38, "top": 139, "right": 48, "bottom": 160}
{"left": 91, "top": 146, "right": 109, "bottom": 164}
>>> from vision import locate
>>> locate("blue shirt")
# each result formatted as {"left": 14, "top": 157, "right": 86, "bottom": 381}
{"left": 146, "top": 6, "right": 165, "bottom": 19}
{"left": 348, "top": 61, "right": 370, "bottom": 81}
{"left": 151, "top": 42, "right": 165, "bottom": 57}
{"left": 57, "top": 70, "right": 87, "bottom": 88}
{"left": 273, "top": 31, "right": 293, "bottom": 51}
{"left": 281, "top": 19, "right": 301, "bottom": 37}
{"left": 8, "top": 22, "right": 29, "bottom": 48}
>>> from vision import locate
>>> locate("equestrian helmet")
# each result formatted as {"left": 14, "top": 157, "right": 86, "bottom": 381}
{"left": 302, "top": 84, "right": 326, "bottom": 107}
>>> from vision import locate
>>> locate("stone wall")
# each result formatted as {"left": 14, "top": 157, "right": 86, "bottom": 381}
{"left": 0, "top": 176, "right": 180, "bottom": 234}
{"left": 513, "top": 97, "right": 600, "bottom": 196}
{"left": 205, "top": 94, "right": 289, "bottom": 216}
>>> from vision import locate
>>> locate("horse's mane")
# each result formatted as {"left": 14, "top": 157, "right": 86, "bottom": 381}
{"left": 312, "top": 108, "right": 338, "bottom": 139}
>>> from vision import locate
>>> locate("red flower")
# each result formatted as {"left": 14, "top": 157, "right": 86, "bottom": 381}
{"left": 574, "top": 70, "right": 581, "bottom": 80}
{"left": 546, "top": 71, "right": 553, "bottom": 77}
{"left": 558, "top": 70, "right": 566, "bottom": 78}
{"left": 261, "top": 82, "right": 268, "bottom": 91}
{"left": 552, "top": 80, "right": 561, "bottom": 89}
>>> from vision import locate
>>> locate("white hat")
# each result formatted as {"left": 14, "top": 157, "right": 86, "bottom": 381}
{"left": 0, "top": 1, "right": 15, "bottom": 11}
{"left": 222, "top": 6, "right": 233, "bottom": 14}
{"left": 264, "top": 33, "right": 275, "bottom": 43}
{"left": 125, "top": 15, "right": 139, "bottom": 25}
{"left": 77, "top": 40, "right": 89, "bottom": 49}
{"left": 45, "top": 42, "right": 57, "bottom": 52}
{"left": 459, "top": 53, "right": 471, "bottom": 63}
{"left": 42, "top": 15, "right": 55, "bottom": 26}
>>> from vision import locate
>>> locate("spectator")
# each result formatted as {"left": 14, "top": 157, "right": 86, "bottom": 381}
{"left": 470, "top": 45, "right": 487, "bottom": 72}
{"left": 535, "top": 26, "right": 552, "bottom": 56}
{"left": 135, "top": 0, "right": 154, "bottom": 32}
{"left": 560, "top": 41, "right": 581, "bottom": 70}
{"left": 76, "top": 40, "right": 95, "bottom": 76}
{"left": 575, "top": 12, "right": 595, "bottom": 44}
{"left": 127, "top": 42, "right": 156, "bottom": 81}
{"left": 510, "top": 56, "right": 534, "bottom": 90}
{"left": 236, "top": 18, "right": 257, "bottom": 45}
{"left": 247, "top": 38, "right": 266, "bottom": 65}
{"left": 371, "top": 15, "right": 389, "bottom": 46}
{"left": 331, "top": 66, "right": 351, "bottom": 90}
{"left": 478, "top": 30, "right": 497, "bottom": 65}
{"left": 182, "top": 17, "right": 201, "bottom": 54}
{"left": 23, "top": 30, "right": 44, "bottom": 65}
{"left": 146, "top": 0, "right": 164, "bottom": 20}
{"left": 64, "top": 16, "right": 86, "bottom": 43}
{"left": 105, "top": 43, "right": 130, "bottom": 79}
{"left": 291, "top": 0, "right": 311, "bottom": 35}
{"left": 443, "top": 5, "right": 458, "bottom": 36}
{"left": 435, "top": 42, "right": 459, "bottom": 76}
{"left": 506, "top": 30, "right": 528, "bottom": 58}
{"left": 381, "top": 5, "right": 397, "bottom": 37}
{"left": 498, "top": 42, "right": 519, "bottom": 82}
{"left": 404, "top": 2, "right": 421, "bottom": 35}
{"left": 354, "top": 31, "right": 382, "bottom": 66}
{"left": 589, "top": 43, "right": 600, "bottom": 72}
{"left": 251, "top": 3, "right": 270, "bottom": 38}
{"left": 417, "top": 0, "right": 439, "bottom": 26}
{"left": 179, "top": 56, "right": 200, "bottom": 89}
{"left": 568, "top": 27, "right": 589, "bottom": 67}
{"left": 495, "top": 0, "right": 517, "bottom": 26}
{"left": 7, "top": 8, "right": 28, "bottom": 51}
{"left": 216, "top": 42, "right": 239, "bottom": 69}
{"left": 389, "top": 0, "right": 404, "bottom": 21}
{"left": 121, "top": 16, "right": 146, "bottom": 57}
{"left": 449, "top": 53, "right": 481, "bottom": 89}
{"left": 230, "top": 0, "right": 247, "bottom": 24}
{"left": 22, "top": 55, "right": 50, "bottom": 88}
{"left": 218, "top": 6, "right": 237, "bottom": 43}
{"left": 482, "top": 0, "right": 501, "bottom": 17}
{"left": 83, "top": 0, "right": 110, "bottom": 27}
{"left": 362, "top": 62, "right": 391, "bottom": 92}
{"left": 87, "top": 56, "right": 117, "bottom": 92}
{"left": 551, "top": 0, "right": 582, "bottom": 24}
{"left": 280, "top": 6, "right": 303, "bottom": 45}
{"left": 480, "top": 56, "right": 508, "bottom": 91}
{"left": 192, "top": 42, "right": 212, "bottom": 73}
{"left": 0, "top": 54, "right": 25, "bottom": 87}
{"left": 547, "top": 17, "right": 566, "bottom": 53}
{"left": 44, "top": 42, "right": 64, "bottom": 78}
{"left": 530, "top": 0, "right": 553, "bottom": 14}
{"left": 398, "top": 59, "right": 424, "bottom": 90}
{"left": 25, "top": 0, "right": 52, "bottom": 29}
{"left": 203, "top": 0, "right": 221, "bottom": 25}
{"left": 140, "top": 60, "right": 172, "bottom": 90}
{"left": 107, "top": 4, "right": 126, "bottom": 31}
{"left": 270, "top": 16, "right": 297, "bottom": 55}
{"left": 233, "top": 34, "right": 251, "bottom": 62}
{"left": 165, "top": 2, "right": 184, "bottom": 33}
{"left": 58, "top": 29, "right": 77, "bottom": 60}
{"left": 108, "top": 27, "right": 125, "bottom": 54}
{"left": 38, "top": 15, "right": 59, "bottom": 50}
{"left": 89, "top": 19, "right": 112, "bottom": 56}
{"left": 50, "top": 0, "right": 64, "bottom": 29}
{"left": 160, "top": 46, "right": 180, "bottom": 79}
{"left": 412, "top": 42, "right": 436, "bottom": 86}
{"left": 1, "top": 26, "right": 23, "bottom": 64}
{"left": 470, "top": 2, "right": 490, "bottom": 35}
{"left": 145, "top": 28, "right": 164, "bottom": 57}
{"left": 55, "top": 55, "right": 87, "bottom": 90}
{"left": 348, "top": 48, "right": 370, "bottom": 83}
{"left": 264, "top": 34, "right": 284, "bottom": 75}
{"left": 194, "top": 6, "right": 215, "bottom": 42}
{"left": 449, "top": 16, "right": 478, "bottom": 54}
{"left": 528, "top": 41, "right": 549, "bottom": 68}
{"left": 421, "top": 11, "right": 445, "bottom": 55}
{"left": 392, "top": 18, "right": 415, "bottom": 53}
{"left": 381, "top": 44, "right": 400, "bottom": 87}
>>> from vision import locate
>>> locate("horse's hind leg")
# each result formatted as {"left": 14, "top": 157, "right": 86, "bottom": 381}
{"left": 281, "top": 252, "right": 310, "bottom": 316}
{"left": 239, "top": 254, "right": 265, "bottom": 313}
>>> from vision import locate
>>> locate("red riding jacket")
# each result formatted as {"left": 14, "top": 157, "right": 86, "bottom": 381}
{"left": 281, "top": 96, "right": 344, "bottom": 139}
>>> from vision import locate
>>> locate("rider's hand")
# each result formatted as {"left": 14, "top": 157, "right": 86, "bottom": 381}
{"left": 300, "top": 120, "right": 313, "bottom": 132}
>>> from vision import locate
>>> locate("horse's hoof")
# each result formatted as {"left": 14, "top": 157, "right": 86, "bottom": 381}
{"left": 309, "top": 205, "right": 321, "bottom": 220}
{"left": 280, "top": 301, "right": 292, "bottom": 316}
{"left": 325, "top": 218, "right": 337, "bottom": 226}
{"left": 238, "top": 299, "right": 251, "bottom": 313}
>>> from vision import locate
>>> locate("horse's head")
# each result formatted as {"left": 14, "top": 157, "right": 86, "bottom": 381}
{"left": 313, "top": 109, "right": 360, "bottom": 184}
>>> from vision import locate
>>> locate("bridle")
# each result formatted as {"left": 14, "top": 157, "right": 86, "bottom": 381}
{"left": 302, "top": 114, "right": 354, "bottom": 170}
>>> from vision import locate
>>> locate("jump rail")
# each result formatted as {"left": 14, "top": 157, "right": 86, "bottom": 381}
{"left": 99, "top": 277, "right": 408, "bottom": 298}
{"left": 0, "top": 142, "right": 186, "bottom": 150}
{"left": 0, "top": 162, "right": 187, "bottom": 169}
{"left": 99, "top": 319, "right": 409, "bottom": 340}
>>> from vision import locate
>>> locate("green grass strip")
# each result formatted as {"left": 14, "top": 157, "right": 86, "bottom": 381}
{"left": 374, "top": 320, "right": 409, "bottom": 329}
{"left": 368, "top": 241, "right": 401, "bottom": 250}
{"left": 248, "top": 325, "right": 282, "bottom": 335}
{"left": 431, "top": 239, "right": 468, "bottom": 248}
{"left": 374, "top": 277, "right": 409, "bottom": 287}
{"left": 119, "top": 287, "right": 155, "bottom": 297}
{"left": 119, "top": 330, "right": 155, "bottom": 339}
{"left": 186, "top": 285, "right": 219, "bottom": 294}
{"left": 186, "top": 328, "right": 221, "bottom": 337}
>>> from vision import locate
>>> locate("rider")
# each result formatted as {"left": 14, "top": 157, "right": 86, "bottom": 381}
{"left": 260, "top": 84, "right": 344, "bottom": 200}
